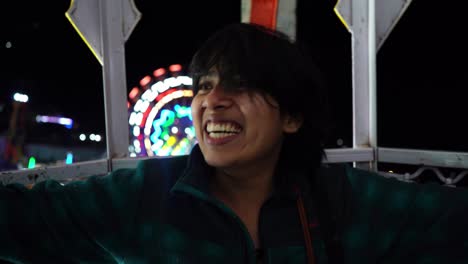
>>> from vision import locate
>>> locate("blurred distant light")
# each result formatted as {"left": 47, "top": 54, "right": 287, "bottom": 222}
{"left": 169, "top": 64, "right": 182, "bottom": 72}
{"left": 129, "top": 112, "right": 137, "bottom": 125}
{"left": 142, "top": 89, "right": 158, "bottom": 102}
{"left": 13, "top": 93, "right": 29, "bottom": 103}
{"left": 58, "top": 117, "right": 73, "bottom": 127}
{"left": 336, "top": 138, "right": 344, "bottom": 146}
{"left": 133, "top": 126, "right": 140, "bottom": 137}
{"left": 185, "top": 127, "right": 195, "bottom": 138}
{"left": 79, "top": 133, "right": 102, "bottom": 142}
{"left": 28, "top": 156, "right": 36, "bottom": 169}
{"left": 66, "top": 152, "right": 73, "bottom": 164}
{"left": 129, "top": 87, "right": 139, "bottom": 100}
{"left": 36, "top": 115, "right": 73, "bottom": 129}
{"left": 134, "top": 100, "right": 150, "bottom": 113}
{"left": 85, "top": 133, "right": 102, "bottom": 142}
{"left": 133, "top": 139, "right": 140, "bottom": 148}
{"left": 5, "top": 41, "right": 12, "bottom": 48}
{"left": 164, "top": 77, "right": 181, "bottom": 88}
{"left": 152, "top": 81, "right": 169, "bottom": 93}
{"left": 153, "top": 68, "right": 166, "bottom": 77}
{"left": 128, "top": 145, "right": 135, "bottom": 152}
{"left": 177, "top": 76, "right": 192, "bottom": 86}
{"left": 134, "top": 99, "right": 143, "bottom": 109}
{"left": 139, "top": 75, "right": 152, "bottom": 87}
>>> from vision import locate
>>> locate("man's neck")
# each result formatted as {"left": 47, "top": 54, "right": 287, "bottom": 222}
{"left": 211, "top": 163, "right": 275, "bottom": 209}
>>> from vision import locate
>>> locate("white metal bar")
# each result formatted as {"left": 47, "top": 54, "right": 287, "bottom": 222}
{"left": 112, "top": 156, "right": 152, "bottom": 170}
{"left": 110, "top": 147, "right": 377, "bottom": 170}
{"left": 0, "top": 159, "right": 109, "bottom": 185}
{"left": 9, "top": 148, "right": 468, "bottom": 184}
{"left": 241, "top": 0, "right": 252, "bottom": 23}
{"left": 368, "top": 0, "right": 377, "bottom": 151}
{"left": 324, "top": 147, "right": 374, "bottom": 163}
{"left": 375, "top": 0, "right": 413, "bottom": 50}
{"left": 350, "top": 0, "right": 377, "bottom": 170}
{"left": 101, "top": 0, "right": 130, "bottom": 164}
{"left": 110, "top": 147, "right": 376, "bottom": 171}
{"left": 378, "top": 147, "right": 468, "bottom": 169}
{"left": 65, "top": 0, "right": 104, "bottom": 65}
{"left": 276, "top": 0, "right": 297, "bottom": 41}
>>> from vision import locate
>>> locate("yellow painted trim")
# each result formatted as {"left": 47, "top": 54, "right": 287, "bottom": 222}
{"left": 65, "top": 0, "right": 103, "bottom": 65}
{"left": 333, "top": 0, "right": 351, "bottom": 32}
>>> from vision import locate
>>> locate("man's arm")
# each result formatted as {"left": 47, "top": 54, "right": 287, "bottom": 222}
{"left": 0, "top": 167, "right": 143, "bottom": 263}
{"left": 343, "top": 165, "right": 468, "bottom": 263}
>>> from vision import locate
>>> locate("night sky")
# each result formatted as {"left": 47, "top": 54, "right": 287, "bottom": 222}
{"left": 1, "top": 0, "right": 467, "bottom": 152}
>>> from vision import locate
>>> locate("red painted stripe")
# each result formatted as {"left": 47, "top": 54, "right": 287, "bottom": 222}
{"left": 309, "top": 220, "right": 319, "bottom": 228}
{"left": 250, "top": 0, "right": 278, "bottom": 30}
{"left": 296, "top": 194, "right": 316, "bottom": 264}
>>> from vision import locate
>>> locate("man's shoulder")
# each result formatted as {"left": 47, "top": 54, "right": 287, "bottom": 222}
{"left": 137, "top": 155, "right": 188, "bottom": 171}
{"left": 316, "top": 163, "right": 388, "bottom": 184}
{"left": 315, "top": 163, "right": 350, "bottom": 184}
{"left": 136, "top": 155, "right": 189, "bottom": 181}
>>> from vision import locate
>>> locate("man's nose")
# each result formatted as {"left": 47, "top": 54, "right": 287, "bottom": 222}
{"left": 202, "top": 86, "right": 233, "bottom": 110}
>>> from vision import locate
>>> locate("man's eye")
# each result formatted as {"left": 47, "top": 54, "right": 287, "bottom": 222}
{"left": 198, "top": 83, "right": 212, "bottom": 92}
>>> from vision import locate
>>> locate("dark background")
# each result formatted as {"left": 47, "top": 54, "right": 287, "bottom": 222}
{"left": 0, "top": 0, "right": 467, "bottom": 154}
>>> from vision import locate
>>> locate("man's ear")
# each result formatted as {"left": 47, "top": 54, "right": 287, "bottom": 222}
{"left": 282, "top": 114, "right": 303, "bottom": 133}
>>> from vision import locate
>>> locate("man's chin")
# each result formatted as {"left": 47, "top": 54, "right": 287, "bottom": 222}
{"left": 204, "top": 157, "right": 232, "bottom": 169}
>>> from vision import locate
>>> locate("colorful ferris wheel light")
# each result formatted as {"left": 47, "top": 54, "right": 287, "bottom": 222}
{"left": 139, "top": 75, "right": 152, "bottom": 87}
{"left": 129, "top": 87, "right": 139, "bottom": 100}
{"left": 128, "top": 64, "right": 197, "bottom": 157}
{"left": 169, "top": 64, "right": 182, "bottom": 72}
{"left": 153, "top": 68, "right": 166, "bottom": 77}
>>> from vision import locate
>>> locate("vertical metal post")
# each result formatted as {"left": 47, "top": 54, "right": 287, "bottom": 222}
{"left": 276, "top": 0, "right": 297, "bottom": 41}
{"left": 352, "top": 0, "right": 377, "bottom": 170}
{"left": 369, "top": 0, "right": 377, "bottom": 168}
{"left": 100, "top": 0, "right": 130, "bottom": 167}
{"left": 241, "top": 0, "right": 297, "bottom": 41}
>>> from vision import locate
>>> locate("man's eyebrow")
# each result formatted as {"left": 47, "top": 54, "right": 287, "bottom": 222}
{"left": 199, "top": 71, "right": 218, "bottom": 81}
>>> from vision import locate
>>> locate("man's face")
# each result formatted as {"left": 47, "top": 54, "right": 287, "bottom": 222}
{"left": 191, "top": 69, "right": 300, "bottom": 170}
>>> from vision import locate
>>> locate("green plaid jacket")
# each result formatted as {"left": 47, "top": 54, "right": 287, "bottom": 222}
{"left": 1, "top": 145, "right": 468, "bottom": 263}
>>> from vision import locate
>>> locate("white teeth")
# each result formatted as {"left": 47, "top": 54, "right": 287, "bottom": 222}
{"left": 209, "top": 132, "right": 237, "bottom": 138}
{"left": 206, "top": 122, "right": 241, "bottom": 133}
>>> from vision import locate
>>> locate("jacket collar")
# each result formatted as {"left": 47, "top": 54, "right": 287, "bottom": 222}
{"left": 171, "top": 144, "right": 214, "bottom": 197}
{"left": 171, "top": 144, "right": 313, "bottom": 201}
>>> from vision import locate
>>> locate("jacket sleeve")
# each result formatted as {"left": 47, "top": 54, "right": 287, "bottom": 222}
{"left": 342, "top": 165, "right": 468, "bottom": 263}
{"left": 0, "top": 167, "right": 144, "bottom": 263}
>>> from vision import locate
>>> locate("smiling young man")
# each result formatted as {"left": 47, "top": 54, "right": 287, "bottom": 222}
{"left": 191, "top": 66, "right": 302, "bottom": 249}
{"left": 0, "top": 22, "right": 468, "bottom": 264}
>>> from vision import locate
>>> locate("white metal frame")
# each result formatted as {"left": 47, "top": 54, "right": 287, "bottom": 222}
{"left": 2, "top": 0, "right": 468, "bottom": 185}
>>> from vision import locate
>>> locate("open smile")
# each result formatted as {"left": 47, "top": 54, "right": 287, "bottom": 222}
{"left": 204, "top": 121, "right": 243, "bottom": 144}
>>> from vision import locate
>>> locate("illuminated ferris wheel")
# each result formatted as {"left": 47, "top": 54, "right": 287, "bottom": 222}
{"left": 127, "top": 64, "right": 197, "bottom": 157}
